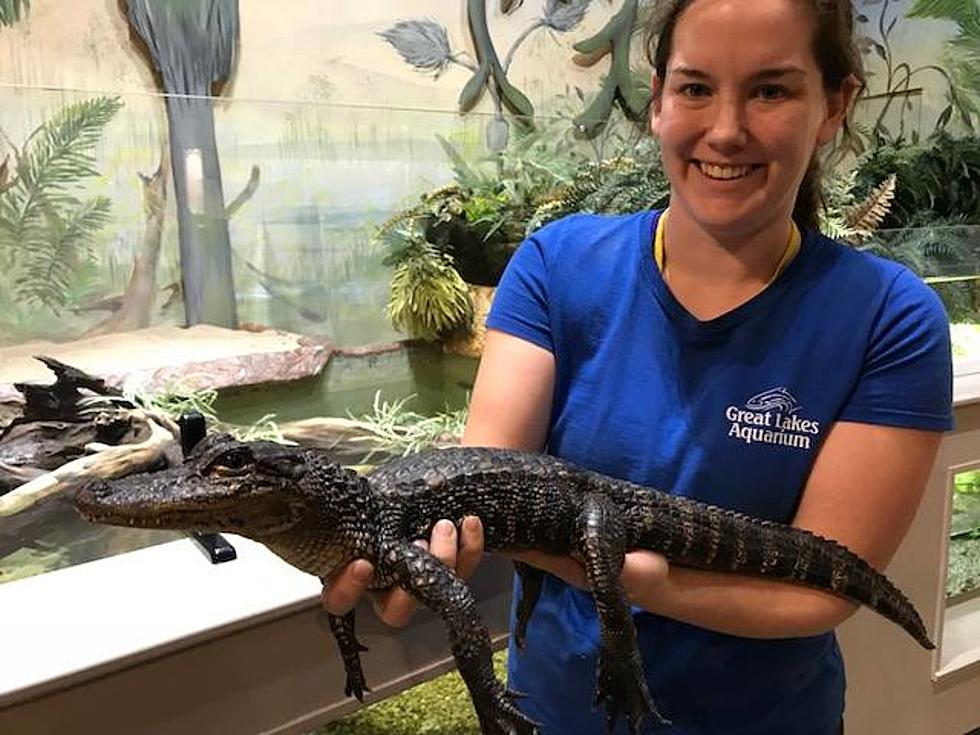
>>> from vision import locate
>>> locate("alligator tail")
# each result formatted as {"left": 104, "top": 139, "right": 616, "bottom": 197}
{"left": 609, "top": 482, "right": 934, "bottom": 649}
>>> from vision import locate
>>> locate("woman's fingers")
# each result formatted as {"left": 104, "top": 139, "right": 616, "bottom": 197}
{"left": 323, "top": 517, "right": 487, "bottom": 628}
{"left": 322, "top": 558, "right": 375, "bottom": 616}
{"left": 456, "top": 515, "right": 485, "bottom": 581}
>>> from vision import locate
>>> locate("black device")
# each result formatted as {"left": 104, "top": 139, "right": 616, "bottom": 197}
{"left": 178, "top": 411, "right": 237, "bottom": 564}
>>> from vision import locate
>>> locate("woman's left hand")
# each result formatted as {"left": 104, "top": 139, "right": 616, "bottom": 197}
{"left": 506, "top": 549, "right": 670, "bottom": 608}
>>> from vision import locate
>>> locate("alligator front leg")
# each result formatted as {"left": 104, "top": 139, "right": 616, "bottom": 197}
{"left": 577, "top": 493, "right": 665, "bottom": 734}
{"left": 326, "top": 610, "right": 370, "bottom": 701}
{"left": 379, "top": 540, "right": 539, "bottom": 735}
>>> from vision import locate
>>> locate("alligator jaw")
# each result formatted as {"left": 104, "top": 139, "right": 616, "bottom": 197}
{"left": 75, "top": 469, "right": 301, "bottom": 536}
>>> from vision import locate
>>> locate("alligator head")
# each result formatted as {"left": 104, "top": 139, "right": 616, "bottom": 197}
{"left": 75, "top": 433, "right": 321, "bottom": 538}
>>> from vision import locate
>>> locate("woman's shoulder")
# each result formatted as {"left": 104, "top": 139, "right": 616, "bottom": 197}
{"left": 527, "top": 210, "right": 658, "bottom": 255}
{"left": 808, "top": 230, "right": 948, "bottom": 324}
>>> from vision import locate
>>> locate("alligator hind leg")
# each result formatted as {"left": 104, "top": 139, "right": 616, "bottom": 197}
{"left": 514, "top": 561, "right": 544, "bottom": 651}
{"left": 326, "top": 610, "right": 371, "bottom": 701}
{"left": 380, "top": 539, "right": 539, "bottom": 735}
{"left": 577, "top": 493, "right": 665, "bottom": 734}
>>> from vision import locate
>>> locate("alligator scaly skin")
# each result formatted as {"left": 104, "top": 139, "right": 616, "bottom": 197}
{"left": 76, "top": 436, "right": 933, "bottom": 735}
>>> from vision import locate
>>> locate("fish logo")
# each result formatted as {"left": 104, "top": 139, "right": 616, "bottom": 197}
{"left": 745, "top": 387, "right": 801, "bottom": 415}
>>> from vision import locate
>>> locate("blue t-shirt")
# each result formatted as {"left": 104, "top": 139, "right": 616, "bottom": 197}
{"left": 485, "top": 210, "right": 954, "bottom": 735}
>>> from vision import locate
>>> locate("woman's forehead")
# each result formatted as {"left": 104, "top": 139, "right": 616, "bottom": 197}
{"left": 669, "top": 0, "right": 820, "bottom": 76}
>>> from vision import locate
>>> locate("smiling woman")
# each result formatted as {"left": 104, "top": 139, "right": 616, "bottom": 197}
{"left": 323, "top": 2, "right": 954, "bottom": 734}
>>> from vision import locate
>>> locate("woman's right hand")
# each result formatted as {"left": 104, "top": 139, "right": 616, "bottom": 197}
{"left": 321, "top": 515, "right": 485, "bottom": 627}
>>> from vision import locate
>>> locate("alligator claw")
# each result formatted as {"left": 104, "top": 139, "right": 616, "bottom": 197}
{"left": 344, "top": 674, "right": 371, "bottom": 702}
{"left": 477, "top": 692, "right": 540, "bottom": 735}
{"left": 594, "top": 650, "right": 665, "bottom": 733}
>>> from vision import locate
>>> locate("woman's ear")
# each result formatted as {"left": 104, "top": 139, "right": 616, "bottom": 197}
{"left": 649, "top": 73, "right": 664, "bottom": 137}
{"left": 817, "top": 73, "right": 862, "bottom": 145}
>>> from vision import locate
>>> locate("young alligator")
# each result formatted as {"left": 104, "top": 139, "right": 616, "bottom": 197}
{"left": 75, "top": 434, "right": 933, "bottom": 735}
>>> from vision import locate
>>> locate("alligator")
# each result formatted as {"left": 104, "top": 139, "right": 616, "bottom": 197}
{"left": 75, "top": 434, "right": 933, "bottom": 735}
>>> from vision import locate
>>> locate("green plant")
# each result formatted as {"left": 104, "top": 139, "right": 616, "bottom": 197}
{"left": 851, "top": 133, "right": 980, "bottom": 227}
{"left": 351, "top": 391, "right": 467, "bottom": 460}
{"left": 124, "top": 383, "right": 287, "bottom": 444}
{"left": 956, "top": 470, "right": 980, "bottom": 496}
{"left": 378, "top": 124, "right": 586, "bottom": 295}
{"left": 527, "top": 138, "right": 670, "bottom": 232}
{"left": 907, "top": 0, "right": 980, "bottom": 132}
{"left": 0, "top": 0, "right": 28, "bottom": 28}
{"left": 0, "top": 96, "right": 121, "bottom": 312}
{"left": 820, "top": 170, "right": 897, "bottom": 243}
{"left": 384, "top": 227, "right": 474, "bottom": 341}
{"left": 851, "top": 0, "right": 971, "bottom": 145}
{"left": 317, "top": 649, "right": 508, "bottom": 735}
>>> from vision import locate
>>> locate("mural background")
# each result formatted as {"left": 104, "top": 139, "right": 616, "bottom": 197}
{"left": 0, "top": 0, "right": 968, "bottom": 346}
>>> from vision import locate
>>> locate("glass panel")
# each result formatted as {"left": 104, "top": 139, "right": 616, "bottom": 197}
{"left": 949, "top": 469, "right": 980, "bottom": 602}
{"left": 0, "top": 84, "right": 509, "bottom": 583}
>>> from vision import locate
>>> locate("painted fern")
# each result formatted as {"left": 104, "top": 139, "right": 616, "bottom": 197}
{"left": 0, "top": 0, "right": 29, "bottom": 28}
{"left": 0, "top": 96, "right": 121, "bottom": 311}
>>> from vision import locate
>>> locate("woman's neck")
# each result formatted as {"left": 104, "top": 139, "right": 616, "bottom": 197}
{"left": 659, "top": 206, "right": 797, "bottom": 320}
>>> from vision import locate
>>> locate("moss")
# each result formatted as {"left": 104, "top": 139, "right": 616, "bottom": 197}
{"left": 316, "top": 649, "right": 508, "bottom": 735}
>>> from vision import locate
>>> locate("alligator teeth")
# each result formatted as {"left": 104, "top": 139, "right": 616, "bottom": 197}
{"left": 698, "top": 162, "right": 755, "bottom": 180}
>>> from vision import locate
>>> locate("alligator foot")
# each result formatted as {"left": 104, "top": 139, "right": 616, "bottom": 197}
{"left": 344, "top": 665, "right": 371, "bottom": 702}
{"left": 476, "top": 689, "right": 539, "bottom": 735}
{"left": 326, "top": 610, "right": 371, "bottom": 701}
{"left": 594, "top": 649, "right": 665, "bottom": 734}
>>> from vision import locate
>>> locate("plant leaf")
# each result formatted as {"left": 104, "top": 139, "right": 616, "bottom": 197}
{"left": 378, "top": 20, "right": 453, "bottom": 77}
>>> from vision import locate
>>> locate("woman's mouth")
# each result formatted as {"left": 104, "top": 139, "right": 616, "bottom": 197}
{"left": 696, "top": 161, "right": 761, "bottom": 181}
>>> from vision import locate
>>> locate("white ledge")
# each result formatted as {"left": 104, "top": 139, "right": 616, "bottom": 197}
{"left": 0, "top": 534, "right": 321, "bottom": 706}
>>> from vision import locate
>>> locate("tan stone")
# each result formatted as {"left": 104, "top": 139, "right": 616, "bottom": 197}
{"left": 0, "top": 325, "right": 331, "bottom": 395}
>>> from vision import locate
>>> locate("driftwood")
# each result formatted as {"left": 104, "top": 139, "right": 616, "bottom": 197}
{"left": 0, "top": 357, "right": 182, "bottom": 514}
{"left": 0, "top": 413, "right": 177, "bottom": 517}
{"left": 277, "top": 416, "right": 459, "bottom": 465}
{"left": 0, "top": 356, "right": 135, "bottom": 495}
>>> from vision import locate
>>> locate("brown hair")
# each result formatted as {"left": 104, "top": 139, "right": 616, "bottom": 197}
{"left": 645, "top": 0, "right": 866, "bottom": 233}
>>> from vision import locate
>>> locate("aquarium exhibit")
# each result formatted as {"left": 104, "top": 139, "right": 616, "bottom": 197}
{"left": 0, "top": 1, "right": 979, "bottom": 733}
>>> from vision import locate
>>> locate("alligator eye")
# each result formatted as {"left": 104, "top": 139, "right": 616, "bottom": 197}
{"left": 209, "top": 447, "right": 252, "bottom": 474}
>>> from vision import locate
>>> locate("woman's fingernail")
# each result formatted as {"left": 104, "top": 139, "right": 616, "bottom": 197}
{"left": 463, "top": 516, "right": 482, "bottom": 532}
{"left": 352, "top": 560, "right": 373, "bottom": 584}
{"left": 436, "top": 519, "right": 455, "bottom": 537}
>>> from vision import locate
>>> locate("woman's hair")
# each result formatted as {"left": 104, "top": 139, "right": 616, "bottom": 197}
{"left": 645, "top": 0, "right": 866, "bottom": 232}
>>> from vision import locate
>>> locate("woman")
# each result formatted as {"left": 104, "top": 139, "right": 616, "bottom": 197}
{"left": 325, "top": 1, "right": 953, "bottom": 732}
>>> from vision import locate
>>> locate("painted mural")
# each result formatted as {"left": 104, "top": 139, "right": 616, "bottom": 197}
{"left": 0, "top": 0, "right": 975, "bottom": 350}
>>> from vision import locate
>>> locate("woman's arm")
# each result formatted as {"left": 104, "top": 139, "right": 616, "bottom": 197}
{"left": 462, "top": 329, "right": 556, "bottom": 451}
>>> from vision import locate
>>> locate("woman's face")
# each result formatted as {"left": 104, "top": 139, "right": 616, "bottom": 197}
{"left": 650, "top": 0, "right": 855, "bottom": 238}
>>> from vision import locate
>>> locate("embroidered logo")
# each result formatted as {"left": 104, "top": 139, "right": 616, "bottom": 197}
{"left": 726, "top": 387, "right": 820, "bottom": 450}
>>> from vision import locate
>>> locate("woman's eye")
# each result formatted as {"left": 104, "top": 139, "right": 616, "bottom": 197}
{"left": 679, "top": 83, "right": 710, "bottom": 99}
{"left": 756, "top": 84, "right": 788, "bottom": 101}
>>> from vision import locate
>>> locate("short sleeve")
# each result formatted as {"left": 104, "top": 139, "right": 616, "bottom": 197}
{"left": 485, "top": 235, "right": 554, "bottom": 353}
{"left": 839, "top": 268, "right": 954, "bottom": 431}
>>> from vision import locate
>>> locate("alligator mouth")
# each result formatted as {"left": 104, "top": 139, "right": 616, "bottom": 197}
{"left": 75, "top": 477, "right": 301, "bottom": 536}
{"left": 75, "top": 481, "right": 227, "bottom": 530}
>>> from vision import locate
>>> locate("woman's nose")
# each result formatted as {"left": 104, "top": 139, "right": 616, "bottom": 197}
{"left": 705, "top": 96, "right": 748, "bottom": 151}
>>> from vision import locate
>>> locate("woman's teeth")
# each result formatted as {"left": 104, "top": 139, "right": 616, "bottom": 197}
{"left": 698, "top": 162, "right": 756, "bottom": 180}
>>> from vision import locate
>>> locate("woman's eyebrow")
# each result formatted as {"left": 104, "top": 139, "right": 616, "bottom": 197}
{"left": 668, "top": 65, "right": 807, "bottom": 81}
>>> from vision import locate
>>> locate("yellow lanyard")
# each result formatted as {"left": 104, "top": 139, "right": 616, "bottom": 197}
{"left": 654, "top": 208, "right": 801, "bottom": 287}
